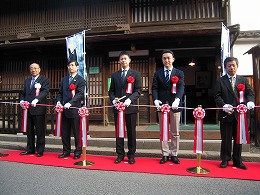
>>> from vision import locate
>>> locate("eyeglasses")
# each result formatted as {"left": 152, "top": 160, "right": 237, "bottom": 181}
{"left": 30, "top": 67, "right": 39, "bottom": 70}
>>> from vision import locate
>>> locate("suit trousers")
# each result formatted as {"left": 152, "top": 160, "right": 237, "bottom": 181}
{"left": 26, "top": 113, "right": 46, "bottom": 154}
{"left": 114, "top": 113, "right": 137, "bottom": 159}
{"left": 61, "top": 116, "right": 82, "bottom": 155}
{"left": 220, "top": 120, "right": 242, "bottom": 164}
{"left": 159, "top": 111, "right": 180, "bottom": 156}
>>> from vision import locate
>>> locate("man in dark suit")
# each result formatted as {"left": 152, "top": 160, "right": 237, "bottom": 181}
{"left": 56, "top": 60, "right": 86, "bottom": 159}
{"left": 214, "top": 57, "right": 255, "bottom": 170}
{"left": 109, "top": 51, "right": 142, "bottom": 164}
{"left": 20, "top": 63, "right": 50, "bottom": 157}
{"left": 152, "top": 50, "right": 185, "bottom": 164}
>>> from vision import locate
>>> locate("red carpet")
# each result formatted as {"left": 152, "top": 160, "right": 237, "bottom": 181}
{"left": 0, "top": 150, "right": 259, "bottom": 181}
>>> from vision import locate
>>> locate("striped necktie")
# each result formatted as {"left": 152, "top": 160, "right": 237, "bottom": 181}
{"left": 231, "top": 76, "right": 235, "bottom": 91}
{"left": 30, "top": 77, "right": 35, "bottom": 89}
{"left": 165, "top": 70, "right": 170, "bottom": 83}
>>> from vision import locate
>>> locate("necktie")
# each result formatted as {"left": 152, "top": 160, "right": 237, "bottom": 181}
{"left": 231, "top": 76, "right": 235, "bottom": 91}
{"left": 69, "top": 75, "right": 73, "bottom": 84}
{"left": 30, "top": 77, "right": 35, "bottom": 89}
{"left": 121, "top": 70, "right": 126, "bottom": 82}
{"left": 165, "top": 70, "right": 170, "bottom": 83}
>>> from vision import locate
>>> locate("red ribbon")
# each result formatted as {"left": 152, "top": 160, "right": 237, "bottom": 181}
{"left": 126, "top": 76, "right": 135, "bottom": 94}
{"left": 69, "top": 84, "right": 76, "bottom": 98}
{"left": 55, "top": 104, "right": 63, "bottom": 137}
{"left": 193, "top": 107, "right": 205, "bottom": 153}
{"left": 78, "top": 107, "right": 89, "bottom": 147}
{"left": 237, "top": 84, "right": 245, "bottom": 103}
{"left": 21, "top": 101, "right": 30, "bottom": 133}
{"left": 115, "top": 102, "right": 126, "bottom": 138}
{"left": 236, "top": 104, "right": 250, "bottom": 144}
{"left": 160, "top": 104, "right": 170, "bottom": 141}
{"left": 171, "top": 76, "right": 179, "bottom": 94}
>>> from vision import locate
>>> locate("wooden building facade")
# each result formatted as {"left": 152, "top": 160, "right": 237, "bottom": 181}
{"left": 1, "top": 0, "right": 251, "bottom": 135}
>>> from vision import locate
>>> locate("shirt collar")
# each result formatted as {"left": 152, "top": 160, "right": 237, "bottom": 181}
{"left": 164, "top": 67, "right": 172, "bottom": 72}
{"left": 122, "top": 67, "right": 130, "bottom": 72}
{"left": 227, "top": 73, "right": 236, "bottom": 79}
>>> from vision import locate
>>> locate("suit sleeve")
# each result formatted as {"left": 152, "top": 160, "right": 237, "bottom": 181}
{"left": 214, "top": 78, "right": 226, "bottom": 107}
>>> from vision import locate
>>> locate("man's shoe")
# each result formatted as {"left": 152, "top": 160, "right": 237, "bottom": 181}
{"left": 128, "top": 158, "right": 135, "bottom": 164}
{"left": 36, "top": 153, "right": 43, "bottom": 157}
{"left": 171, "top": 156, "right": 180, "bottom": 164}
{"left": 114, "top": 157, "right": 124, "bottom": 164}
{"left": 58, "top": 153, "right": 70, "bottom": 158}
{"left": 20, "top": 151, "right": 34, "bottom": 155}
{"left": 73, "top": 154, "right": 81, "bottom": 159}
{"left": 233, "top": 163, "right": 247, "bottom": 170}
{"left": 220, "top": 161, "right": 228, "bottom": 168}
{"left": 160, "top": 156, "right": 169, "bottom": 164}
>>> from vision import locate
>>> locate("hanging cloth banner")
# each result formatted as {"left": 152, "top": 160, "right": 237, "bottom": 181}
{"left": 160, "top": 104, "right": 170, "bottom": 141}
{"left": 115, "top": 102, "right": 126, "bottom": 138}
{"left": 21, "top": 101, "right": 30, "bottom": 133}
{"left": 221, "top": 22, "right": 230, "bottom": 76}
{"left": 193, "top": 107, "right": 205, "bottom": 154}
{"left": 78, "top": 107, "right": 89, "bottom": 147}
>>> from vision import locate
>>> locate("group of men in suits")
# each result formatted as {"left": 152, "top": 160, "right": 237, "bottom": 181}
{"left": 19, "top": 51, "right": 255, "bottom": 170}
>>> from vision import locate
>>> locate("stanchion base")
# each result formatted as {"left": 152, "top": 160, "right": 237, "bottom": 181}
{"left": 187, "top": 166, "right": 210, "bottom": 174}
{"left": 0, "top": 153, "right": 9, "bottom": 157}
{"left": 74, "top": 160, "right": 94, "bottom": 167}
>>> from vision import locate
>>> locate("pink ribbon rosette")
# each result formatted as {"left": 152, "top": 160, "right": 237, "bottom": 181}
{"left": 78, "top": 107, "right": 89, "bottom": 147}
{"left": 126, "top": 76, "right": 135, "bottom": 94}
{"left": 34, "top": 83, "right": 41, "bottom": 96}
{"left": 236, "top": 104, "right": 250, "bottom": 144}
{"left": 21, "top": 101, "right": 30, "bottom": 133}
{"left": 54, "top": 104, "right": 63, "bottom": 137}
{"left": 160, "top": 104, "right": 170, "bottom": 141}
{"left": 193, "top": 107, "right": 205, "bottom": 154}
{"left": 236, "top": 84, "right": 245, "bottom": 103}
{"left": 69, "top": 84, "right": 76, "bottom": 98}
{"left": 171, "top": 76, "right": 179, "bottom": 94}
{"left": 115, "top": 102, "right": 126, "bottom": 138}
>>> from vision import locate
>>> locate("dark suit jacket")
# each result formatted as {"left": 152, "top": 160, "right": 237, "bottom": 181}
{"left": 21, "top": 75, "right": 50, "bottom": 115}
{"left": 214, "top": 74, "right": 254, "bottom": 122}
{"left": 109, "top": 68, "right": 142, "bottom": 114}
{"left": 56, "top": 74, "right": 86, "bottom": 118}
{"left": 152, "top": 67, "right": 185, "bottom": 112}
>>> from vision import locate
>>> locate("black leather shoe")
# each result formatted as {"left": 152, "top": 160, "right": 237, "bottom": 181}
{"left": 171, "top": 156, "right": 180, "bottom": 164}
{"left": 220, "top": 161, "right": 228, "bottom": 168}
{"left": 20, "top": 151, "right": 34, "bottom": 155}
{"left": 160, "top": 156, "right": 169, "bottom": 164}
{"left": 128, "top": 158, "right": 135, "bottom": 164}
{"left": 114, "top": 157, "right": 124, "bottom": 164}
{"left": 233, "top": 163, "right": 247, "bottom": 170}
{"left": 73, "top": 154, "right": 81, "bottom": 159}
{"left": 58, "top": 153, "right": 70, "bottom": 158}
{"left": 36, "top": 153, "right": 43, "bottom": 157}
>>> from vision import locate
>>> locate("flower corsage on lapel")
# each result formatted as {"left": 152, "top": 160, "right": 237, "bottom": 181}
{"left": 69, "top": 83, "right": 76, "bottom": 98}
{"left": 171, "top": 76, "right": 179, "bottom": 94}
{"left": 126, "top": 76, "right": 135, "bottom": 94}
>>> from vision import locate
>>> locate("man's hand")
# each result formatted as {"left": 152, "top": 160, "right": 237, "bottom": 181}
{"left": 64, "top": 103, "right": 71, "bottom": 109}
{"left": 112, "top": 99, "right": 118, "bottom": 106}
{"left": 123, "top": 98, "right": 131, "bottom": 107}
{"left": 31, "top": 99, "right": 39, "bottom": 107}
{"left": 172, "top": 98, "right": 180, "bottom": 110}
{"left": 19, "top": 100, "right": 24, "bottom": 108}
{"left": 247, "top": 101, "right": 255, "bottom": 110}
{"left": 154, "top": 100, "right": 162, "bottom": 109}
{"left": 223, "top": 104, "right": 233, "bottom": 113}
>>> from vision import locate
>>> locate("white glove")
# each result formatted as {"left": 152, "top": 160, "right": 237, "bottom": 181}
{"left": 123, "top": 98, "right": 131, "bottom": 107}
{"left": 64, "top": 102, "right": 71, "bottom": 109}
{"left": 154, "top": 100, "right": 162, "bottom": 109}
{"left": 31, "top": 99, "right": 39, "bottom": 107}
{"left": 172, "top": 98, "right": 180, "bottom": 110}
{"left": 112, "top": 99, "right": 118, "bottom": 106}
{"left": 19, "top": 100, "right": 24, "bottom": 108}
{"left": 247, "top": 101, "right": 255, "bottom": 110}
{"left": 223, "top": 104, "right": 233, "bottom": 113}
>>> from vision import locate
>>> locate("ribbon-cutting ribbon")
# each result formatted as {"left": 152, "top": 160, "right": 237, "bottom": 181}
{"left": 78, "top": 107, "right": 89, "bottom": 147}
{"left": 115, "top": 102, "right": 126, "bottom": 138}
{"left": 236, "top": 104, "right": 250, "bottom": 144}
{"left": 160, "top": 104, "right": 170, "bottom": 141}
{"left": 21, "top": 101, "right": 30, "bottom": 133}
{"left": 193, "top": 106, "right": 205, "bottom": 154}
{"left": 55, "top": 104, "right": 63, "bottom": 137}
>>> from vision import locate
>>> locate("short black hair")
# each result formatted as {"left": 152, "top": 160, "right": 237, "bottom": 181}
{"left": 162, "top": 49, "right": 174, "bottom": 57}
{"left": 224, "top": 57, "right": 239, "bottom": 67}
{"left": 67, "top": 60, "right": 79, "bottom": 66}
{"left": 119, "top": 51, "right": 130, "bottom": 59}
